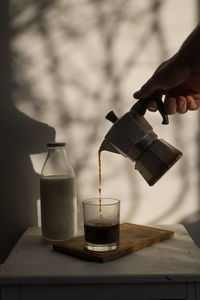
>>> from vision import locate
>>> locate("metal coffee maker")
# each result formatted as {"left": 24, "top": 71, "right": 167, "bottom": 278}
{"left": 99, "top": 95, "right": 182, "bottom": 186}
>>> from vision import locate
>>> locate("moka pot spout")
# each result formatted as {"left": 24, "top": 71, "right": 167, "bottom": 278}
{"left": 99, "top": 139, "right": 119, "bottom": 154}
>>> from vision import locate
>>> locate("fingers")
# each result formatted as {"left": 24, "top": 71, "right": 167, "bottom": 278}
{"left": 164, "top": 97, "right": 177, "bottom": 114}
{"left": 147, "top": 100, "right": 158, "bottom": 112}
{"left": 177, "top": 96, "right": 187, "bottom": 113}
{"left": 164, "top": 95, "right": 200, "bottom": 114}
{"left": 186, "top": 95, "right": 200, "bottom": 110}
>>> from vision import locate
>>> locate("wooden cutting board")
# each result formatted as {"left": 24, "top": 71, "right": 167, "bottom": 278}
{"left": 53, "top": 223, "right": 174, "bottom": 263}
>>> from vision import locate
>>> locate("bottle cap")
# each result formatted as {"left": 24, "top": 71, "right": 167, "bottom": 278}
{"left": 47, "top": 142, "right": 66, "bottom": 147}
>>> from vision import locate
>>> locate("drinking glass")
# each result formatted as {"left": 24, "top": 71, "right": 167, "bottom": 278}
{"left": 82, "top": 198, "right": 120, "bottom": 252}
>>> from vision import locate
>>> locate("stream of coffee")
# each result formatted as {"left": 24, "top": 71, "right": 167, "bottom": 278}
{"left": 98, "top": 150, "right": 102, "bottom": 211}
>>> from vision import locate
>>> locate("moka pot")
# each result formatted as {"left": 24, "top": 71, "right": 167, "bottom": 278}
{"left": 99, "top": 95, "right": 182, "bottom": 186}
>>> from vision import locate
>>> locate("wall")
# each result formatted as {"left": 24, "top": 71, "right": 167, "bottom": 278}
{"left": 0, "top": 0, "right": 199, "bottom": 263}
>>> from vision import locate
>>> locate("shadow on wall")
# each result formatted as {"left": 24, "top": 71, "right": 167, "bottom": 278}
{"left": 181, "top": 213, "right": 200, "bottom": 247}
{"left": 3, "top": 0, "right": 199, "bottom": 256}
{"left": 0, "top": 1, "right": 55, "bottom": 263}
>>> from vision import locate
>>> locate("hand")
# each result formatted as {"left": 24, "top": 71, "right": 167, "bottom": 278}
{"left": 133, "top": 24, "right": 200, "bottom": 115}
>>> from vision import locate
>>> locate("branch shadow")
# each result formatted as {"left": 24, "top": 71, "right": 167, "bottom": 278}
{"left": 6, "top": 0, "right": 198, "bottom": 252}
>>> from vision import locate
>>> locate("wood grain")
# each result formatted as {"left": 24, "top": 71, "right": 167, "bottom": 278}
{"left": 53, "top": 223, "right": 174, "bottom": 263}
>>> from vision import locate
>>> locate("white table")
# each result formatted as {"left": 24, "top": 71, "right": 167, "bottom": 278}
{"left": 0, "top": 225, "right": 200, "bottom": 300}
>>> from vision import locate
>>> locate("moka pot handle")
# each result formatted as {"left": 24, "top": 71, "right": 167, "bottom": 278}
{"left": 132, "top": 94, "right": 169, "bottom": 125}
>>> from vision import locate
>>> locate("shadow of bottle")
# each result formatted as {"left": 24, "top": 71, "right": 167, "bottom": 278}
{"left": 0, "top": 105, "right": 55, "bottom": 263}
{"left": 0, "top": 0, "right": 56, "bottom": 263}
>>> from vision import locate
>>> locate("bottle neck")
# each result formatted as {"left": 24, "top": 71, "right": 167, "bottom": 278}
{"left": 41, "top": 146, "right": 74, "bottom": 177}
{"left": 47, "top": 146, "right": 68, "bottom": 162}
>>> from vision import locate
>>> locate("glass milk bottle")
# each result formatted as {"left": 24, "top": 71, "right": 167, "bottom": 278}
{"left": 40, "top": 142, "right": 77, "bottom": 241}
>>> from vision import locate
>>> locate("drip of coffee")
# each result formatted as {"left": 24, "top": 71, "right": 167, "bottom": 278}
{"left": 98, "top": 150, "right": 102, "bottom": 210}
{"left": 84, "top": 221, "right": 119, "bottom": 244}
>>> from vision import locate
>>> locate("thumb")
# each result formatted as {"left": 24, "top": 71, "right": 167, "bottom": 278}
{"left": 133, "top": 78, "right": 159, "bottom": 99}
